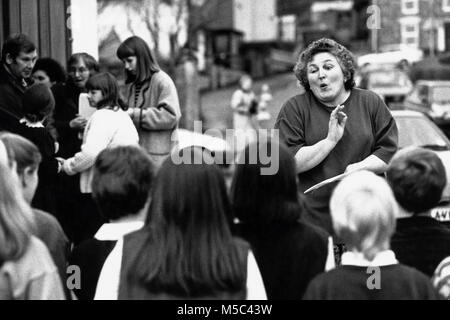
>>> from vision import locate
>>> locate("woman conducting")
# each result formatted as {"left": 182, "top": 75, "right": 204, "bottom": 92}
{"left": 275, "top": 38, "right": 398, "bottom": 238}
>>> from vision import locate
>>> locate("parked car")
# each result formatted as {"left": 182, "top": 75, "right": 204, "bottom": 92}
{"left": 403, "top": 80, "right": 450, "bottom": 126}
{"left": 392, "top": 110, "right": 450, "bottom": 224}
{"left": 357, "top": 44, "right": 423, "bottom": 68}
{"left": 356, "top": 66, "right": 412, "bottom": 105}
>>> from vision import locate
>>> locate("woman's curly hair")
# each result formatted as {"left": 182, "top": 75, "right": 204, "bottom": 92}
{"left": 293, "top": 38, "right": 356, "bottom": 91}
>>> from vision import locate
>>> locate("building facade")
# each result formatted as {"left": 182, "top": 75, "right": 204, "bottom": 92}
{"left": 376, "top": 0, "right": 450, "bottom": 53}
{"left": 0, "top": 0, "right": 71, "bottom": 66}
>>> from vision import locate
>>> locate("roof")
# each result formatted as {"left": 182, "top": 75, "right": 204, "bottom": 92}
{"left": 391, "top": 110, "right": 425, "bottom": 117}
{"left": 415, "top": 80, "right": 450, "bottom": 86}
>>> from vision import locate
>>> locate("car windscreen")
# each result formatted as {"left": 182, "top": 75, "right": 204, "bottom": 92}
{"left": 369, "top": 71, "right": 409, "bottom": 87}
{"left": 432, "top": 86, "right": 450, "bottom": 104}
{"left": 395, "top": 116, "right": 450, "bottom": 149}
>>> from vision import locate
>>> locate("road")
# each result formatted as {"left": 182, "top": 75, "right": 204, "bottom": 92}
{"left": 199, "top": 72, "right": 302, "bottom": 134}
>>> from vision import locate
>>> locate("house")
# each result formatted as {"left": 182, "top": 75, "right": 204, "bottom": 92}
{"left": 376, "top": 0, "right": 450, "bottom": 53}
{"left": 276, "top": 0, "right": 371, "bottom": 52}
{"left": 198, "top": 0, "right": 284, "bottom": 78}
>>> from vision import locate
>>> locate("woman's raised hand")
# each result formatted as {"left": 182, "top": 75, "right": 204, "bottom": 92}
{"left": 326, "top": 105, "right": 347, "bottom": 144}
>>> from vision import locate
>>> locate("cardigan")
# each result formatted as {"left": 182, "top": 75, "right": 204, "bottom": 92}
{"left": 0, "top": 236, "right": 65, "bottom": 300}
{"left": 303, "top": 262, "right": 439, "bottom": 300}
{"left": 33, "top": 208, "right": 70, "bottom": 294}
{"left": 94, "top": 231, "right": 267, "bottom": 300}
{"left": 63, "top": 107, "right": 139, "bottom": 193}
{"left": 17, "top": 120, "right": 59, "bottom": 215}
{"left": 235, "top": 221, "right": 330, "bottom": 299}
{"left": 125, "top": 70, "right": 181, "bottom": 157}
{"left": 69, "top": 221, "right": 144, "bottom": 300}
{"left": 391, "top": 216, "right": 450, "bottom": 277}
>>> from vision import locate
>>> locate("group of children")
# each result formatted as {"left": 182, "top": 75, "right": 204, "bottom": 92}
{"left": 2, "top": 130, "right": 450, "bottom": 299}
{"left": 1, "top": 47, "right": 450, "bottom": 299}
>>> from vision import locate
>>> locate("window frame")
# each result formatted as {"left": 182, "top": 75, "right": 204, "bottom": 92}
{"left": 401, "top": 0, "right": 419, "bottom": 15}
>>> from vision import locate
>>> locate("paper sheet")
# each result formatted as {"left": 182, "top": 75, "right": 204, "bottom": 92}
{"left": 78, "top": 93, "right": 96, "bottom": 119}
{"left": 304, "top": 172, "right": 351, "bottom": 194}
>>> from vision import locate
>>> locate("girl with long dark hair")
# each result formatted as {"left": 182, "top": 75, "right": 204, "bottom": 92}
{"left": 116, "top": 36, "right": 181, "bottom": 170}
{"left": 232, "top": 138, "right": 334, "bottom": 299}
{"left": 95, "top": 147, "right": 266, "bottom": 299}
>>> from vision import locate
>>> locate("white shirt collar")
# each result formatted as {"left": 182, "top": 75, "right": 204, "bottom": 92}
{"left": 341, "top": 250, "right": 398, "bottom": 267}
{"left": 20, "top": 118, "right": 44, "bottom": 128}
{"left": 94, "top": 221, "right": 144, "bottom": 241}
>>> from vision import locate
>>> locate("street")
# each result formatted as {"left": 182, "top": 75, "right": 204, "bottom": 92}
{"left": 200, "top": 72, "right": 301, "bottom": 133}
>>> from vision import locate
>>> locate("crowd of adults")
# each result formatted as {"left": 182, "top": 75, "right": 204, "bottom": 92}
{"left": 0, "top": 33, "right": 450, "bottom": 300}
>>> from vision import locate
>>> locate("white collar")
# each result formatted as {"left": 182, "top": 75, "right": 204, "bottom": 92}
{"left": 20, "top": 118, "right": 44, "bottom": 128}
{"left": 94, "top": 221, "right": 144, "bottom": 241}
{"left": 341, "top": 250, "right": 398, "bottom": 267}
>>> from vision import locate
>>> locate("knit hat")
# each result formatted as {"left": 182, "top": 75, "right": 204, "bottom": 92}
{"left": 22, "top": 83, "right": 55, "bottom": 122}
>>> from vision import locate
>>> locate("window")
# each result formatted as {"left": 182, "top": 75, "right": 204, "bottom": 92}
{"left": 406, "top": 25, "right": 416, "bottom": 33}
{"left": 443, "top": 0, "right": 450, "bottom": 12}
{"left": 400, "top": 16, "right": 420, "bottom": 48}
{"left": 280, "top": 15, "right": 296, "bottom": 42}
{"left": 402, "top": 0, "right": 418, "bottom": 15}
{"left": 402, "top": 23, "right": 419, "bottom": 47}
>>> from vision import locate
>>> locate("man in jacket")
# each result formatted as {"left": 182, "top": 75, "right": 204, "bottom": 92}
{"left": 0, "top": 33, "right": 37, "bottom": 133}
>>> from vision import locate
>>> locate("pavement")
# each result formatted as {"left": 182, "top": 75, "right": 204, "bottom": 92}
{"left": 199, "top": 72, "right": 302, "bottom": 134}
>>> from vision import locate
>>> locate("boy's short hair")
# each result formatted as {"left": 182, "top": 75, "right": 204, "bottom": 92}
{"left": 330, "top": 171, "right": 398, "bottom": 261}
{"left": 386, "top": 147, "right": 447, "bottom": 214}
{"left": 22, "top": 83, "right": 55, "bottom": 122}
{"left": 92, "top": 146, "right": 154, "bottom": 221}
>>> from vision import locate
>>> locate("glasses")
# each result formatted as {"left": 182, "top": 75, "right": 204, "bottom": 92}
{"left": 68, "top": 67, "right": 89, "bottom": 74}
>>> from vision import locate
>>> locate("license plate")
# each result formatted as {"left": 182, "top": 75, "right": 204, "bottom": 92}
{"left": 431, "top": 207, "right": 450, "bottom": 221}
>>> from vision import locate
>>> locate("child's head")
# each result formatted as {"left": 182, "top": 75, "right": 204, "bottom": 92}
{"left": 92, "top": 146, "right": 155, "bottom": 222}
{"left": 85, "top": 72, "right": 125, "bottom": 110}
{"left": 0, "top": 133, "right": 42, "bottom": 204}
{"left": 232, "top": 138, "right": 301, "bottom": 226}
{"left": 0, "top": 161, "right": 35, "bottom": 263}
{"left": 330, "top": 171, "right": 398, "bottom": 261}
{"left": 261, "top": 83, "right": 269, "bottom": 93}
{"left": 116, "top": 36, "right": 160, "bottom": 84}
{"left": 239, "top": 75, "right": 252, "bottom": 91}
{"left": 149, "top": 146, "right": 233, "bottom": 231}
{"left": 386, "top": 147, "right": 446, "bottom": 214}
{"left": 22, "top": 83, "right": 55, "bottom": 122}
